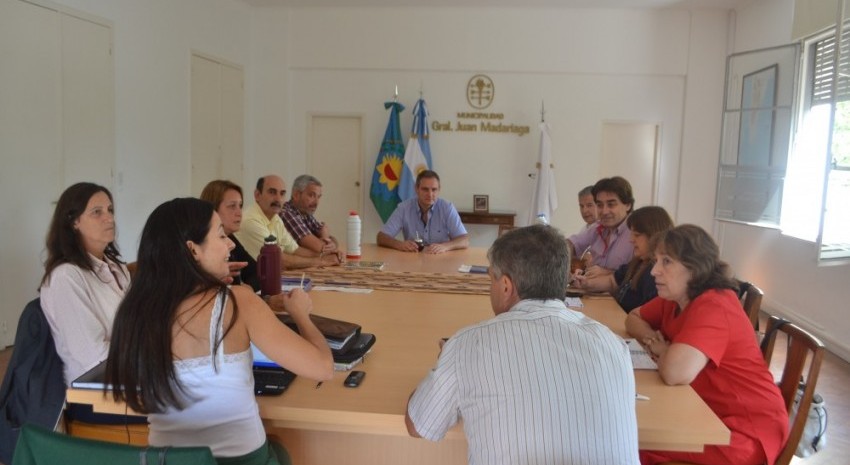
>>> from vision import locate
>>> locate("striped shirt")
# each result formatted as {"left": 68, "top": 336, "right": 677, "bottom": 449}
{"left": 279, "top": 200, "right": 323, "bottom": 243}
{"left": 407, "top": 299, "right": 639, "bottom": 465}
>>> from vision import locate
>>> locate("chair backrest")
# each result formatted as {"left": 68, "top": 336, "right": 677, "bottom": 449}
{"left": 0, "top": 298, "right": 66, "bottom": 464}
{"left": 760, "top": 316, "right": 825, "bottom": 465}
{"left": 736, "top": 280, "right": 764, "bottom": 331}
{"left": 12, "top": 423, "right": 216, "bottom": 465}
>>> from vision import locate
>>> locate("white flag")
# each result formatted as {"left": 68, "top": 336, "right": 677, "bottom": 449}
{"left": 529, "top": 122, "right": 558, "bottom": 225}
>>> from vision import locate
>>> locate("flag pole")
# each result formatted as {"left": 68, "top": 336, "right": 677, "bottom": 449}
{"left": 393, "top": 85, "right": 399, "bottom": 102}
{"left": 540, "top": 100, "right": 546, "bottom": 123}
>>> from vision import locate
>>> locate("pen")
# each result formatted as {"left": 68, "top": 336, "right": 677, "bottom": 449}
{"left": 300, "top": 273, "right": 305, "bottom": 289}
{"left": 315, "top": 381, "right": 323, "bottom": 389}
{"left": 636, "top": 393, "right": 650, "bottom": 401}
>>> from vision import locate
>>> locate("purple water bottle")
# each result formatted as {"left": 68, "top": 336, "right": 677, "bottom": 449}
{"left": 257, "top": 235, "right": 281, "bottom": 296}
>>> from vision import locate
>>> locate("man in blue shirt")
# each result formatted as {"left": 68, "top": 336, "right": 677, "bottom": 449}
{"left": 377, "top": 170, "right": 469, "bottom": 254}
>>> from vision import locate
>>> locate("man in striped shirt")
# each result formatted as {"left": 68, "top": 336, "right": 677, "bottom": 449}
{"left": 405, "top": 224, "right": 640, "bottom": 465}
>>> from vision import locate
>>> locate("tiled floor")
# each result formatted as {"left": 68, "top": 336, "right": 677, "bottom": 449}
{"left": 0, "top": 313, "right": 845, "bottom": 465}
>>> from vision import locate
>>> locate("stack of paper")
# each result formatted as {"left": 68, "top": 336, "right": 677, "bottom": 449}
{"left": 624, "top": 338, "right": 658, "bottom": 370}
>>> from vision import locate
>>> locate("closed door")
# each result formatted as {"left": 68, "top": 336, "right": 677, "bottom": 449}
{"left": 0, "top": 0, "right": 112, "bottom": 347}
{"left": 61, "top": 11, "right": 114, "bottom": 187}
{"left": 308, "top": 115, "right": 363, "bottom": 248}
{"left": 599, "top": 122, "right": 659, "bottom": 208}
{"left": 191, "top": 53, "right": 244, "bottom": 195}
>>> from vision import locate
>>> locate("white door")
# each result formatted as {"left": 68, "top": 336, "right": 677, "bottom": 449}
{"left": 308, "top": 115, "right": 363, "bottom": 248}
{"left": 61, "top": 12, "right": 114, "bottom": 188}
{"left": 191, "top": 53, "right": 244, "bottom": 196}
{"left": 191, "top": 54, "right": 222, "bottom": 195}
{"left": 220, "top": 63, "right": 244, "bottom": 186}
{"left": 599, "top": 122, "right": 659, "bottom": 208}
{"left": 0, "top": 1, "right": 113, "bottom": 347}
{"left": 0, "top": 0, "right": 62, "bottom": 347}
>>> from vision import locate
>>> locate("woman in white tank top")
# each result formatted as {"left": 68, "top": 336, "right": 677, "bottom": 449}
{"left": 105, "top": 198, "right": 334, "bottom": 464}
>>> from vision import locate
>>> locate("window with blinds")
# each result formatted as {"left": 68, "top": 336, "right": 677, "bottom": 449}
{"left": 810, "top": 22, "right": 850, "bottom": 262}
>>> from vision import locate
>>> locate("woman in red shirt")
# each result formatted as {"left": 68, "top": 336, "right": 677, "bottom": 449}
{"left": 626, "top": 224, "right": 788, "bottom": 465}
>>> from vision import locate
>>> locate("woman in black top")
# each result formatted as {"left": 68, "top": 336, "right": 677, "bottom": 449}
{"left": 573, "top": 206, "right": 674, "bottom": 312}
{"left": 200, "top": 180, "right": 260, "bottom": 291}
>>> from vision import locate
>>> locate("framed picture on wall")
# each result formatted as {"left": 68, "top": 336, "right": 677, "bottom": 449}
{"left": 473, "top": 195, "right": 489, "bottom": 213}
{"left": 738, "top": 64, "right": 777, "bottom": 167}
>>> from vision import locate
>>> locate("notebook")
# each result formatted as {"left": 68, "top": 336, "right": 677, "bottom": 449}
{"left": 276, "top": 313, "right": 362, "bottom": 353}
{"left": 251, "top": 344, "right": 297, "bottom": 396}
{"left": 71, "top": 360, "right": 110, "bottom": 390}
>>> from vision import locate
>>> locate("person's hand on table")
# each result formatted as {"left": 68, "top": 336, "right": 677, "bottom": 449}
{"left": 641, "top": 330, "right": 670, "bottom": 361}
{"left": 581, "top": 265, "right": 611, "bottom": 280}
{"left": 319, "top": 251, "right": 342, "bottom": 267}
{"left": 423, "top": 243, "right": 449, "bottom": 254}
{"left": 397, "top": 240, "right": 420, "bottom": 252}
{"left": 318, "top": 227, "right": 338, "bottom": 253}
{"left": 320, "top": 240, "right": 338, "bottom": 254}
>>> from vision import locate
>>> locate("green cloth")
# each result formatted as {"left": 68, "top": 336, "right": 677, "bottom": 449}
{"left": 12, "top": 423, "right": 215, "bottom": 465}
{"left": 216, "top": 441, "right": 290, "bottom": 465}
{"left": 13, "top": 424, "right": 292, "bottom": 465}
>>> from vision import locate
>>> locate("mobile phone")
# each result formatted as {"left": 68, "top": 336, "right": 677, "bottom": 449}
{"left": 344, "top": 370, "right": 366, "bottom": 388}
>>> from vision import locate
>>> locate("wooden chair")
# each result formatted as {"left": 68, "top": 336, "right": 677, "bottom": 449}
{"left": 761, "top": 315, "right": 825, "bottom": 465}
{"left": 662, "top": 316, "right": 825, "bottom": 465}
{"left": 126, "top": 261, "right": 138, "bottom": 279}
{"left": 736, "top": 280, "right": 764, "bottom": 331}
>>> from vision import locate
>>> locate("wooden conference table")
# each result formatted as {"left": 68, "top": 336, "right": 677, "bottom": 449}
{"left": 67, "top": 245, "right": 728, "bottom": 464}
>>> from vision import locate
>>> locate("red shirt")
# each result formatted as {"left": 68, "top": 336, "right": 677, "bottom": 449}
{"left": 640, "top": 289, "right": 789, "bottom": 465}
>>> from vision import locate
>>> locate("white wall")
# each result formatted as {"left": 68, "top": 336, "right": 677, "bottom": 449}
{"left": 723, "top": 0, "right": 850, "bottom": 360}
{"left": 46, "top": 0, "right": 253, "bottom": 258}
{"left": 16, "top": 0, "right": 841, "bottom": 361}
{"left": 249, "top": 7, "right": 728, "bottom": 244}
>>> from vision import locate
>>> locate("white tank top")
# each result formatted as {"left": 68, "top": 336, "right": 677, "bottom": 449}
{"left": 148, "top": 291, "right": 265, "bottom": 457}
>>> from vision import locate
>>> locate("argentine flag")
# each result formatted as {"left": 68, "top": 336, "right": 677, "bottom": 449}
{"left": 399, "top": 99, "right": 433, "bottom": 201}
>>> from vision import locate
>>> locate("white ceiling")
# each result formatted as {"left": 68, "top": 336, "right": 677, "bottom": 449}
{"left": 241, "top": 0, "right": 749, "bottom": 10}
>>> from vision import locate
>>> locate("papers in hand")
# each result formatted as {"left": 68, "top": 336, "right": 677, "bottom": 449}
{"left": 625, "top": 338, "right": 658, "bottom": 370}
{"left": 281, "top": 276, "right": 312, "bottom": 292}
{"left": 458, "top": 264, "right": 488, "bottom": 273}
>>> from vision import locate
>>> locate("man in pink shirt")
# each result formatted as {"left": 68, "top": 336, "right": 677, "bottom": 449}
{"left": 567, "top": 176, "right": 635, "bottom": 273}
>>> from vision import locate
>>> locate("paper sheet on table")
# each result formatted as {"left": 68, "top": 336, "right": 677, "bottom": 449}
{"left": 458, "top": 264, "right": 489, "bottom": 274}
{"left": 311, "top": 286, "right": 373, "bottom": 294}
{"left": 625, "top": 338, "right": 658, "bottom": 370}
{"left": 564, "top": 297, "right": 583, "bottom": 308}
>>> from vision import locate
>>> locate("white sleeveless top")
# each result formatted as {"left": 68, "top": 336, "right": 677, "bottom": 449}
{"left": 148, "top": 291, "right": 265, "bottom": 457}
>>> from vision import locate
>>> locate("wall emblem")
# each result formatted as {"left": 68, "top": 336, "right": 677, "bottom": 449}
{"left": 466, "top": 74, "right": 494, "bottom": 109}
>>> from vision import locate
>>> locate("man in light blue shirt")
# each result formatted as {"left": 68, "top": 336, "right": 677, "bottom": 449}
{"left": 377, "top": 170, "right": 469, "bottom": 254}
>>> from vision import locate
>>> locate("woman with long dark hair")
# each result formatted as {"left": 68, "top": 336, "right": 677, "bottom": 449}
{"left": 573, "top": 206, "right": 674, "bottom": 312}
{"left": 40, "top": 182, "right": 128, "bottom": 386}
{"left": 626, "top": 225, "right": 788, "bottom": 465}
{"left": 107, "top": 198, "right": 333, "bottom": 464}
